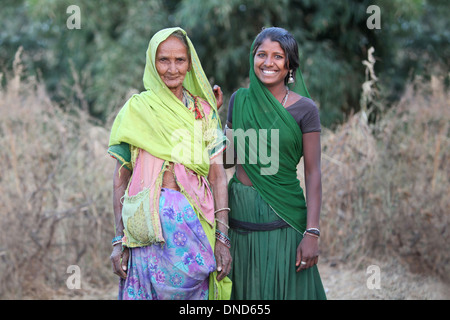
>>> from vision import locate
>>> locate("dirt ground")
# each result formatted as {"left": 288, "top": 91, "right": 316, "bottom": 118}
{"left": 318, "top": 259, "right": 449, "bottom": 300}
{"left": 53, "top": 257, "right": 449, "bottom": 300}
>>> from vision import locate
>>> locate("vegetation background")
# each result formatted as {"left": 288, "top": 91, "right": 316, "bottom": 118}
{"left": 0, "top": 0, "right": 448, "bottom": 299}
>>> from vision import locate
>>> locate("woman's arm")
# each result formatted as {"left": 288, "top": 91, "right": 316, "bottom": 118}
{"left": 222, "top": 121, "right": 236, "bottom": 169}
{"left": 110, "top": 160, "right": 131, "bottom": 279}
{"left": 208, "top": 156, "right": 232, "bottom": 281}
{"left": 303, "top": 132, "right": 322, "bottom": 230}
{"left": 296, "top": 132, "right": 322, "bottom": 272}
{"left": 222, "top": 92, "right": 237, "bottom": 169}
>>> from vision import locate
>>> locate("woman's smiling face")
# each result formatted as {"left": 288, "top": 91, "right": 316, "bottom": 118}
{"left": 253, "top": 38, "right": 289, "bottom": 88}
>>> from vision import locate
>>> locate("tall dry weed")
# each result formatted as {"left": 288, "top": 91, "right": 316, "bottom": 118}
{"left": 371, "top": 76, "right": 449, "bottom": 277}
{"left": 0, "top": 49, "right": 115, "bottom": 298}
{"left": 319, "top": 68, "right": 449, "bottom": 280}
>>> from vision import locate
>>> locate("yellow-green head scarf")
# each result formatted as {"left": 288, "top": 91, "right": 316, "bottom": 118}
{"left": 109, "top": 27, "right": 221, "bottom": 176}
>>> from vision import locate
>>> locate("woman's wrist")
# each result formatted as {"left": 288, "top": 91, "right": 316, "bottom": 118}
{"left": 303, "top": 227, "right": 321, "bottom": 239}
{"left": 214, "top": 207, "right": 231, "bottom": 247}
{"left": 303, "top": 233, "right": 319, "bottom": 240}
{"left": 112, "top": 235, "right": 123, "bottom": 246}
{"left": 215, "top": 229, "right": 231, "bottom": 248}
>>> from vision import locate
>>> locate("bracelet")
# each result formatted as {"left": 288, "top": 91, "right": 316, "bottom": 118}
{"left": 215, "top": 218, "right": 230, "bottom": 229}
{"left": 303, "top": 232, "right": 319, "bottom": 239}
{"left": 112, "top": 235, "right": 123, "bottom": 246}
{"left": 303, "top": 228, "right": 320, "bottom": 238}
{"left": 214, "top": 207, "right": 230, "bottom": 215}
{"left": 305, "top": 227, "right": 320, "bottom": 237}
{"left": 112, "top": 235, "right": 122, "bottom": 244}
{"left": 215, "top": 229, "right": 231, "bottom": 248}
{"left": 216, "top": 229, "right": 230, "bottom": 241}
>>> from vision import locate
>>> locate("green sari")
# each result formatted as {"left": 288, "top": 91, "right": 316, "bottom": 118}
{"left": 229, "top": 38, "right": 326, "bottom": 300}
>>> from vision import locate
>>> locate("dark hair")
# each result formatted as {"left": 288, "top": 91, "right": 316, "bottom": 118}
{"left": 252, "top": 27, "right": 300, "bottom": 84}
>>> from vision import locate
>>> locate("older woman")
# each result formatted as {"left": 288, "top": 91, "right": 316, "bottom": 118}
{"left": 224, "top": 27, "right": 326, "bottom": 300}
{"left": 108, "top": 27, "right": 231, "bottom": 300}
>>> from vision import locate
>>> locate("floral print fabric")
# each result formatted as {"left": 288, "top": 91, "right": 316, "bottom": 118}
{"left": 119, "top": 188, "right": 216, "bottom": 300}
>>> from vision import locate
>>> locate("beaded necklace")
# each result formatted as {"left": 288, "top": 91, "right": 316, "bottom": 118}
{"left": 281, "top": 87, "right": 290, "bottom": 107}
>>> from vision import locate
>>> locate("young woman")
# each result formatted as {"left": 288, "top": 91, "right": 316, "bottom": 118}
{"left": 225, "top": 27, "right": 326, "bottom": 300}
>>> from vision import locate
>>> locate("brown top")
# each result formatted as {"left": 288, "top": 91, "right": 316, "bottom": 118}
{"left": 227, "top": 91, "right": 321, "bottom": 133}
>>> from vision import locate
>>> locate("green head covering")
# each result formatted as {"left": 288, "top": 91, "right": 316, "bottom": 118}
{"left": 109, "top": 27, "right": 221, "bottom": 177}
{"left": 232, "top": 32, "right": 311, "bottom": 233}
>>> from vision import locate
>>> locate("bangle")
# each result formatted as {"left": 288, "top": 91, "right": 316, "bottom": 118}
{"left": 215, "top": 229, "right": 231, "bottom": 248}
{"left": 214, "top": 207, "right": 230, "bottom": 215}
{"left": 303, "top": 232, "right": 319, "bottom": 239}
{"left": 112, "top": 235, "right": 122, "bottom": 244}
{"left": 303, "top": 228, "right": 320, "bottom": 238}
{"left": 112, "top": 235, "right": 123, "bottom": 246}
{"left": 216, "top": 218, "right": 229, "bottom": 229}
{"left": 305, "top": 228, "right": 320, "bottom": 237}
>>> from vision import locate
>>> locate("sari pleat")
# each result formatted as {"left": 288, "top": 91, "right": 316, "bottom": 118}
{"left": 228, "top": 177, "right": 326, "bottom": 300}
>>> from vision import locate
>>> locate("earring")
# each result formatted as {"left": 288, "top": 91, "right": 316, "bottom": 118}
{"left": 288, "top": 70, "right": 295, "bottom": 84}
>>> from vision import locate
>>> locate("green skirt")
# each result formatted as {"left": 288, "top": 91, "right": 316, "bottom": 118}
{"left": 228, "top": 176, "right": 327, "bottom": 300}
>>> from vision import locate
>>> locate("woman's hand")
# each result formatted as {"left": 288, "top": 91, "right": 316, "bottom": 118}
{"left": 296, "top": 235, "right": 319, "bottom": 272}
{"left": 110, "top": 245, "right": 129, "bottom": 279}
{"left": 213, "top": 85, "right": 223, "bottom": 109}
{"left": 215, "top": 240, "right": 232, "bottom": 281}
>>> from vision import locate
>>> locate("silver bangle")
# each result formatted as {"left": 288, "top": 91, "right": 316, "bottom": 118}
{"left": 112, "top": 240, "right": 123, "bottom": 246}
{"left": 216, "top": 218, "right": 229, "bottom": 229}
{"left": 303, "top": 228, "right": 320, "bottom": 238}
{"left": 214, "top": 207, "right": 230, "bottom": 215}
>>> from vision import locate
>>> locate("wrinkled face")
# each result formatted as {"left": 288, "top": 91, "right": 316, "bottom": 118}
{"left": 155, "top": 36, "right": 191, "bottom": 91}
{"left": 253, "top": 38, "right": 289, "bottom": 88}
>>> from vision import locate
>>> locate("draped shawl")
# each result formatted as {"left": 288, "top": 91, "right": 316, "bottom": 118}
{"left": 108, "top": 27, "right": 221, "bottom": 177}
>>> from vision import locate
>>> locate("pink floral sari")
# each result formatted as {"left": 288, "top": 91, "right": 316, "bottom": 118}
{"left": 119, "top": 149, "right": 217, "bottom": 299}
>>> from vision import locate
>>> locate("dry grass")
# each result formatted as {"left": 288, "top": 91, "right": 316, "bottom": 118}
{"left": 0, "top": 49, "right": 115, "bottom": 298}
{"left": 318, "top": 257, "right": 450, "bottom": 300}
{"left": 312, "top": 48, "right": 450, "bottom": 282}
{"left": 0, "top": 49, "right": 448, "bottom": 299}
{"left": 318, "top": 75, "right": 449, "bottom": 281}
